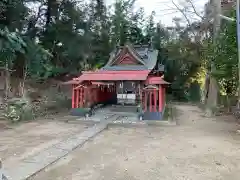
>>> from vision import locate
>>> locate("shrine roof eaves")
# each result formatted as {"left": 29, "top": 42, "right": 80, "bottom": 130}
{"left": 143, "top": 50, "right": 158, "bottom": 70}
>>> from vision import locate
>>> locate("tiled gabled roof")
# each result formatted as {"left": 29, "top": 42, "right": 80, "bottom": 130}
{"left": 102, "top": 44, "right": 163, "bottom": 71}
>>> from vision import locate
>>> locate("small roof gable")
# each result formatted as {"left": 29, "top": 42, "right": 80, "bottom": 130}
{"left": 107, "top": 44, "right": 146, "bottom": 66}
{"left": 103, "top": 44, "right": 160, "bottom": 71}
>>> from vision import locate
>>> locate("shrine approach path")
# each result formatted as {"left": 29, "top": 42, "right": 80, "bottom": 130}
{"left": 31, "top": 104, "right": 240, "bottom": 180}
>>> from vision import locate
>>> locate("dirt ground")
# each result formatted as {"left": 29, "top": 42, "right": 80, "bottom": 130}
{"left": 30, "top": 105, "right": 240, "bottom": 180}
{"left": 0, "top": 118, "right": 90, "bottom": 167}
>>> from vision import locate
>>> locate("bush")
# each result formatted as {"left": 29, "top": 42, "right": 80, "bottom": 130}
{"left": 3, "top": 98, "right": 34, "bottom": 122}
{"left": 163, "top": 103, "right": 176, "bottom": 121}
{"left": 3, "top": 105, "right": 21, "bottom": 122}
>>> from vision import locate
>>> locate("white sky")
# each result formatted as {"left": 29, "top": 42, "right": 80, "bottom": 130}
{"left": 105, "top": 0, "right": 209, "bottom": 26}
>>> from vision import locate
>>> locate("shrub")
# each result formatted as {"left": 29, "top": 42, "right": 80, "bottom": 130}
{"left": 3, "top": 97, "right": 34, "bottom": 122}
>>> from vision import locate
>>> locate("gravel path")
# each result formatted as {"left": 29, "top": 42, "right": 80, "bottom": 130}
{"left": 30, "top": 105, "right": 240, "bottom": 180}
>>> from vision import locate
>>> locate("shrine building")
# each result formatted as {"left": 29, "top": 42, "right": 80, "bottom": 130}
{"left": 64, "top": 44, "right": 169, "bottom": 120}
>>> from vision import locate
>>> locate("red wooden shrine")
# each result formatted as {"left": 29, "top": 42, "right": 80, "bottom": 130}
{"left": 64, "top": 44, "right": 169, "bottom": 120}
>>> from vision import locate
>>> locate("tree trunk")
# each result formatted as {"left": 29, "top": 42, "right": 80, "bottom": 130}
{"left": 205, "top": 75, "right": 218, "bottom": 116}
{"left": 11, "top": 52, "right": 26, "bottom": 97}
{"left": 46, "top": 0, "right": 59, "bottom": 26}
{"left": 202, "top": 73, "right": 209, "bottom": 104}
{"left": 4, "top": 64, "right": 10, "bottom": 99}
{"left": 205, "top": 0, "right": 221, "bottom": 116}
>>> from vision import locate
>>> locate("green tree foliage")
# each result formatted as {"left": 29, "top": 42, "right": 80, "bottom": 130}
{"left": 212, "top": 10, "right": 238, "bottom": 97}
{"left": 0, "top": 0, "right": 203, "bottom": 102}
{"left": 0, "top": 0, "right": 162, "bottom": 79}
{"left": 0, "top": 27, "right": 26, "bottom": 67}
{"left": 163, "top": 25, "right": 202, "bottom": 101}
{"left": 2, "top": 0, "right": 237, "bottom": 106}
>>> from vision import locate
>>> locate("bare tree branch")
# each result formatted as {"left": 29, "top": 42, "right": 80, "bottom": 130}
{"left": 171, "top": 0, "right": 191, "bottom": 26}
{"left": 171, "top": 0, "right": 196, "bottom": 36}
{"left": 186, "top": 0, "right": 204, "bottom": 20}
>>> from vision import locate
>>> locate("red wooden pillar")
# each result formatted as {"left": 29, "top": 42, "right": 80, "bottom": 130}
{"left": 107, "top": 87, "right": 110, "bottom": 101}
{"left": 79, "top": 87, "right": 83, "bottom": 108}
{"left": 76, "top": 87, "right": 79, "bottom": 108}
{"left": 99, "top": 87, "right": 102, "bottom": 103}
{"left": 98, "top": 86, "right": 100, "bottom": 103}
{"left": 92, "top": 87, "right": 95, "bottom": 105}
{"left": 96, "top": 87, "right": 98, "bottom": 104}
{"left": 159, "top": 85, "right": 163, "bottom": 112}
{"left": 81, "top": 87, "right": 84, "bottom": 108}
{"left": 162, "top": 87, "right": 165, "bottom": 109}
{"left": 105, "top": 87, "right": 108, "bottom": 102}
{"left": 139, "top": 83, "right": 142, "bottom": 106}
{"left": 110, "top": 86, "right": 112, "bottom": 101}
{"left": 89, "top": 86, "right": 93, "bottom": 106}
{"left": 154, "top": 89, "right": 157, "bottom": 112}
{"left": 104, "top": 86, "right": 107, "bottom": 102}
{"left": 96, "top": 87, "right": 99, "bottom": 104}
{"left": 110, "top": 86, "right": 112, "bottom": 100}
{"left": 149, "top": 91, "right": 152, "bottom": 112}
{"left": 102, "top": 86, "right": 105, "bottom": 102}
{"left": 110, "top": 86, "right": 112, "bottom": 99}
{"left": 103, "top": 87, "right": 106, "bottom": 102}
{"left": 72, "top": 85, "right": 75, "bottom": 108}
{"left": 100, "top": 87, "right": 102, "bottom": 103}
{"left": 82, "top": 87, "right": 85, "bottom": 107}
{"left": 104, "top": 86, "right": 106, "bottom": 102}
{"left": 95, "top": 87, "right": 97, "bottom": 104}
{"left": 82, "top": 87, "right": 84, "bottom": 107}
{"left": 109, "top": 86, "right": 111, "bottom": 101}
{"left": 144, "top": 91, "right": 147, "bottom": 112}
{"left": 103, "top": 87, "right": 105, "bottom": 103}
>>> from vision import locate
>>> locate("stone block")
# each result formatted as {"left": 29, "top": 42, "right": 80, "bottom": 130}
{"left": 4, "top": 161, "right": 44, "bottom": 180}
{"left": 54, "top": 137, "right": 88, "bottom": 151}
{"left": 23, "top": 147, "right": 68, "bottom": 165}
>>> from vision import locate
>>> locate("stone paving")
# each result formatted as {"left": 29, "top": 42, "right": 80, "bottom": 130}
{"left": 77, "top": 105, "right": 174, "bottom": 127}
{"left": 3, "top": 123, "right": 108, "bottom": 180}
{"left": 82, "top": 105, "right": 140, "bottom": 123}
{"left": 0, "top": 120, "right": 88, "bottom": 162}
{"left": 1, "top": 105, "right": 173, "bottom": 180}
{"left": 1, "top": 108, "right": 122, "bottom": 180}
